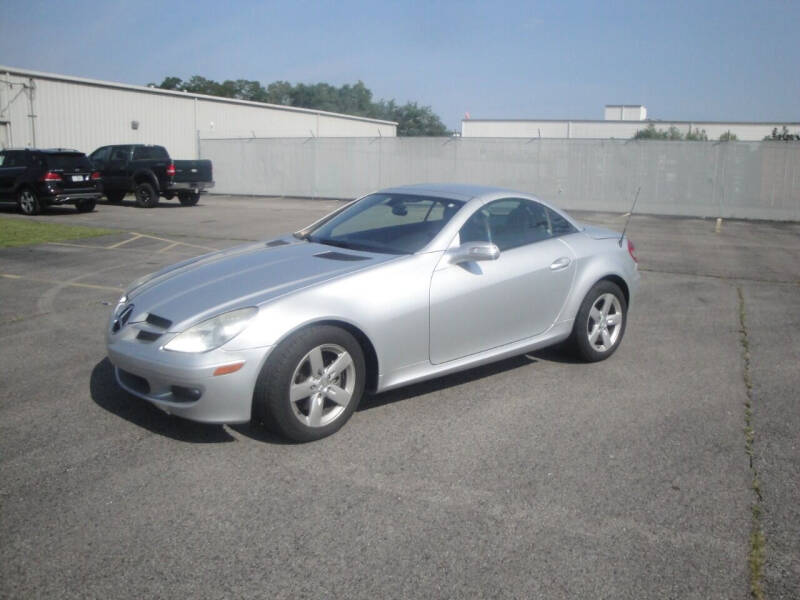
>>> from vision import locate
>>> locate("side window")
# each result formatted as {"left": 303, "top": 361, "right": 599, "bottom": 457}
{"left": 110, "top": 147, "right": 129, "bottom": 162}
{"left": 459, "top": 198, "right": 573, "bottom": 251}
{"left": 546, "top": 207, "right": 577, "bottom": 236}
{"left": 90, "top": 147, "right": 110, "bottom": 163}
{"left": 0, "top": 152, "right": 6, "bottom": 167}
{"left": 2, "top": 151, "right": 20, "bottom": 167}
{"left": 133, "top": 146, "right": 168, "bottom": 160}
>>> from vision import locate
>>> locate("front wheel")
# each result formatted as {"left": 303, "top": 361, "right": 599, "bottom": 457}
{"left": 18, "top": 188, "right": 41, "bottom": 215}
{"left": 254, "top": 325, "right": 366, "bottom": 442}
{"left": 134, "top": 182, "right": 158, "bottom": 208}
{"left": 178, "top": 192, "right": 199, "bottom": 206}
{"left": 105, "top": 191, "right": 125, "bottom": 203}
{"left": 568, "top": 280, "right": 627, "bottom": 362}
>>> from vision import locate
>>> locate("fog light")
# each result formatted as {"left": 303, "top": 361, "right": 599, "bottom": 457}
{"left": 171, "top": 385, "right": 202, "bottom": 402}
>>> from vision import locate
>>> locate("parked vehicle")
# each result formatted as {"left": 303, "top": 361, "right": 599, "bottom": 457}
{"left": 89, "top": 144, "right": 213, "bottom": 208}
{"left": 106, "top": 184, "right": 640, "bottom": 442}
{"left": 0, "top": 148, "right": 102, "bottom": 215}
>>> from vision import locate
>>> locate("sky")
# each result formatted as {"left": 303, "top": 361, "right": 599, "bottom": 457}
{"left": 1, "top": 0, "right": 798, "bottom": 130}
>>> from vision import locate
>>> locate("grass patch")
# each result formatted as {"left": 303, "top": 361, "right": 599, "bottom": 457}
{"left": 0, "top": 217, "right": 114, "bottom": 248}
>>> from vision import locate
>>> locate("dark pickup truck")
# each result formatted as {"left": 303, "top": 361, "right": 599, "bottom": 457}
{"left": 89, "top": 144, "right": 213, "bottom": 208}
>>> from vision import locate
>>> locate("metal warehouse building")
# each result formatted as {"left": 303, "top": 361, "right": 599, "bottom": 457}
{"left": 0, "top": 66, "right": 397, "bottom": 158}
{"left": 462, "top": 105, "right": 800, "bottom": 141}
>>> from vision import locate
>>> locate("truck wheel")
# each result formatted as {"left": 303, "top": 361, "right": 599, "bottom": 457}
{"left": 75, "top": 199, "right": 96, "bottom": 213}
{"left": 178, "top": 192, "right": 200, "bottom": 206}
{"left": 134, "top": 182, "right": 158, "bottom": 208}
{"left": 18, "top": 187, "right": 41, "bottom": 215}
{"left": 106, "top": 191, "right": 125, "bottom": 203}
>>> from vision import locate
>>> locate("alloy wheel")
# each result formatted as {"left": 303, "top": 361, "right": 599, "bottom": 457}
{"left": 289, "top": 343, "right": 356, "bottom": 428}
{"left": 586, "top": 293, "right": 623, "bottom": 352}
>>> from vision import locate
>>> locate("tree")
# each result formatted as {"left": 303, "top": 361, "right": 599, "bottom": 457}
{"left": 633, "top": 123, "right": 707, "bottom": 141}
{"left": 719, "top": 131, "right": 738, "bottom": 141}
{"left": 151, "top": 75, "right": 448, "bottom": 136}
{"left": 684, "top": 127, "right": 708, "bottom": 141}
{"left": 763, "top": 126, "right": 800, "bottom": 141}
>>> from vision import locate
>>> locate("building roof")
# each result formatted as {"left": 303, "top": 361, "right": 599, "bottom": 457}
{"left": 0, "top": 65, "right": 398, "bottom": 127}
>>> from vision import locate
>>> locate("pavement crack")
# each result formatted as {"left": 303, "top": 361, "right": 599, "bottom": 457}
{"left": 738, "top": 285, "right": 766, "bottom": 600}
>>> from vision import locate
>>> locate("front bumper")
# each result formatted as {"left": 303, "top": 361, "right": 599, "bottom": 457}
{"left": 107, "top": 337, "right": 272, "bottom": 424}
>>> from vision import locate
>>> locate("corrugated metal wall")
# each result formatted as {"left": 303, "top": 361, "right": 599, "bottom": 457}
{"left": 199, "top": 137, "right": 800, "bottom": 221}
{"left": 0, "top": 69, "right": 396, "bottom": 157}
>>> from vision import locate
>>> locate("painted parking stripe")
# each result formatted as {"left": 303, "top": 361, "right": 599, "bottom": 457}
{"left": 1, "top": 273, "right": 122, "bottom": 292}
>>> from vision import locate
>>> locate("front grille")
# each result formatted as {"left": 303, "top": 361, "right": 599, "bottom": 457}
{"left": 145, "top": 313, "right": 172, "bottom": 329}
{"left": 118, "top": 369, "right": 150, "bottom": 394}
{"left": 112, "top": 304, "right": 134, "bottom": 333}
{"left": 136, "top": 330, "right": 162, "bottom": 342}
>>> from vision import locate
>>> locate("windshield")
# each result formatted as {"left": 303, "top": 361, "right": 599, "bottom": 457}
{"left": 308, "top": 193, "right": 464, "bottom": 254}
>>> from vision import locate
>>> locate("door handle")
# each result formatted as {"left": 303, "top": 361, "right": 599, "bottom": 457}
{"left": 550, "top": 257, "right": 571, "bottom": 270}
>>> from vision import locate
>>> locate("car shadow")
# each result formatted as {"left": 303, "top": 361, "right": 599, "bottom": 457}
{"left": 90, "top": 358, "right": 234, "bottom": 443}
{"left": 100, "top": 199, "right": 186, "bottom": 209}
{"left": 358, "top": 345, "right": 581, "bottom": 411}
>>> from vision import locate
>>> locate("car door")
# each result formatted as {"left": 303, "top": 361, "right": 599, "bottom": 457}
{"left": 105, "top": 146, "right": 131, "bottom": 190}
{"left": 429, "top": 198, "right": 576, "bottom": 364}
{"left": 0, "top": 151, "right": 24, "bottom": 201}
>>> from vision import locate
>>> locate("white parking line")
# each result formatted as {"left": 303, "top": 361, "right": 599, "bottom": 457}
{"left": 106, "top": 233, "right": 142, "bottom": 249}
{"left": 1, "top": 273, "right": 123, "bottom": 292}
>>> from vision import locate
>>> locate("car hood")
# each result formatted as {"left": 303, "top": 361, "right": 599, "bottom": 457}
{"left": 124, "top": 238, "right": 397, "bottom": 331}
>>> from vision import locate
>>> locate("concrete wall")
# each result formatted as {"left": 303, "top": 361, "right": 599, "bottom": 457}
{"left": 462, "top": 119, "right": 800, "bottom": 142}
{"left": 199, "top": 137, "right": 800, "bottom": 221}
{"left": 0, "top": 67, "right": 396, "bottom": 157}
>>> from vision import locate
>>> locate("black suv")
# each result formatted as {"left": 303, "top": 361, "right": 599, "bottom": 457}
{"left": 0, "top": 148, "right": 103, "bottom": 215}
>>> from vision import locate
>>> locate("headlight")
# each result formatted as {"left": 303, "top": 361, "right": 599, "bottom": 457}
{"left": 163, "top": 307, "right": 258, "bottom": 353}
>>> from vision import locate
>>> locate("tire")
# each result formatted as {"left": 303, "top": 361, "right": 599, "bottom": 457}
{"left": 75, "top": 199, "right": 96, "bottom": 213}
{"left": 18, "top": 187, "right": 41, "bottom": 215}
{"left": 254, "top": 325, "right": 366, "bottom": 442}
{"left": 134, "top": 181, "right": 158, "bottom": 208}
{"left": 178, "top": 192, "right": 200, "bottom": 206}
{"left": 106, "top": 191, "right": 125, "bottom": 203}
{"left": 568, "top": 280, "right": 628, "bottom": 362}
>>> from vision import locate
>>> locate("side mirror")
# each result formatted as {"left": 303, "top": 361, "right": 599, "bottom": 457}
{"left": 448, "top": 241, "right": 500, "bottom": 264}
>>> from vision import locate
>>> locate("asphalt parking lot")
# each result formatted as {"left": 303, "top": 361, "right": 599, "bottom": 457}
{"left": 1, "top": 194, "right": 798, "bottom": 599}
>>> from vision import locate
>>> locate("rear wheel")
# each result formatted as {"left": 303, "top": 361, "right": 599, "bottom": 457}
{"left": 254, "top": 325, "right": 366, "bottom": 442}
{"left": 134, "top": 182, "right": 158, "bottom": 208}
{"left": 105, "top": 191, "right": 125, "bottom": 203}
{"left": 178, "top": 192, "right": 200, "bottom": 206}
{"left": 18, "top": 188, "right": 41, "bottom": 215}
{"left": 75, "top": 199, "right": 96, "bottom": 213}
{"left": 568, "top": 280, "right": 627, "bottom": 362}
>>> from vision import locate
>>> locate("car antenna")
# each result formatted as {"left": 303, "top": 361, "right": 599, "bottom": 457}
{"left": 619, "top": 186, "right": 641, "bottom": 247}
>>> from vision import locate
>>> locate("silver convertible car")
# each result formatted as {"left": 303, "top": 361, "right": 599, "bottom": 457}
{"left": 107, "top": 184, "right": 639, "bottom": 441}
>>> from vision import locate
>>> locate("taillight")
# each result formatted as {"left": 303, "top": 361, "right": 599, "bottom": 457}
{"left": 627, "top": 239, "right": 638, "bottom": 263}
{"left": 91, "top": 171, "right": 101, "bottom": 180}
{"left": 41, "top": 171, "right": 62, "bottom": 181}
{"left": 166, "top": 163, "right": 176, "bottom": 177}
